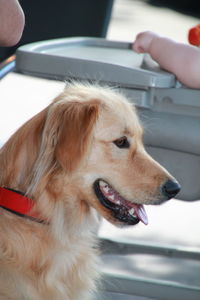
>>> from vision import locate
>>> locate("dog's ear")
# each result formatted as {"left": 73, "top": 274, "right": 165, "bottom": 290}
{"left": 0, "top": 108, "right": 48, "bottom": 189}
{"left": 0, "top": 97, "right": 99, "bottom": 196}
{"left": 21, "top": 98, "right": 99, "bottom": 196}
{"left": 55, "top": 100, "right": 100, "bottom": 172}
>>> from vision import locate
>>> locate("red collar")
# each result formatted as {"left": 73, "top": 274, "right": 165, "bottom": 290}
{"left": 0, "top": 187, "right": 45, "bottom": 224}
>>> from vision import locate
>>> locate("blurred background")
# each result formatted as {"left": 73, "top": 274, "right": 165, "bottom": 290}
{"left": 108, "top": 0, "right": 199, "bottom": 42}
{"left": 0, "top": 0, "right": 199, "bottom": 61}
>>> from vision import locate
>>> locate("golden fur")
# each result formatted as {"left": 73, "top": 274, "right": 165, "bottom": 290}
{"left": 0, "top": 83, "right": 175, "bottom": 299}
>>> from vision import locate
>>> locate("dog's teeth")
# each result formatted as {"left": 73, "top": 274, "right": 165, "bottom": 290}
{"left": 128, "top": 208, "right": 135, "bottom": 216}
{"left": 103, "top": 186, "right": 109, "bottom": 193}
{"left": 99, "top": 181, "right": 108, "bottom": 189}
{"left": 109, "top": 195, "right": 115, "bottom": 201}
{"left": 116, "top": 200, "right": 121, "bottom": 205}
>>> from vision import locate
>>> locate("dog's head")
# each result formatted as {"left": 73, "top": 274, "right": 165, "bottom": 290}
{"left": 62, "top": 84, "right": 180, "bottom": 226}
{"left": 1, "top": 83, "right": 180, "bottom": 226}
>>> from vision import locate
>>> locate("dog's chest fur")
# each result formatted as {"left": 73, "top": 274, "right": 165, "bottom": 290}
{"left": 0, "top": 210, "right": 100, "bottom": 300}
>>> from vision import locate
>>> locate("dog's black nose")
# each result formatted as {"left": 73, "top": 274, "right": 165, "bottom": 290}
{"left": 161, "top": 179, "right": 181, "bottom": 199}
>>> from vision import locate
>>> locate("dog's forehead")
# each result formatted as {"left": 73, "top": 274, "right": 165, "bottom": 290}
{"left": 95, "top": 98, "right": 142, "bottom": 140}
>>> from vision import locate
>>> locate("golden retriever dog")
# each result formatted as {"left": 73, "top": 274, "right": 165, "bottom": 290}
{"left": 0, "top": 82, "right": 180, "bottom": 299}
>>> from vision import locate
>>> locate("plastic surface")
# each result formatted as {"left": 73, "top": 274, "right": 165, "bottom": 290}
{"left": 95, "top": 292, "right": 157, "bottom": 300}
{"left": 16, "top": 37, "right": 176, "bottom": 89}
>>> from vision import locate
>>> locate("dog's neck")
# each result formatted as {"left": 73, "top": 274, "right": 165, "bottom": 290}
{"left": 0, "top": 187, "right": 47, "bottom": 224}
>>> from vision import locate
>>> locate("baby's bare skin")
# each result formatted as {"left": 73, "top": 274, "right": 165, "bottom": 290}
{"left": 0, "top": 0, "right": 24, "bottom": 47}
{"left": 133, "top": 31, "right": 200, "bottom": 89}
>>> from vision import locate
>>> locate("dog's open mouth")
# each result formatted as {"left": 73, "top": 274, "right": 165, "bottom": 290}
{"left": 94, "top": 179, "right": 148, "bottom": 226}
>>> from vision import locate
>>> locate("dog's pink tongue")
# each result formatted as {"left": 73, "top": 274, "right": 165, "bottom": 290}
{"left": 122, "top": 197, "right": 148, "bottom": 225}
{"left": 135, "top": 204, "right": 148, "bottom": 225}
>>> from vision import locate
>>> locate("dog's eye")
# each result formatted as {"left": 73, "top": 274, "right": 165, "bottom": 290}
{"left": 113, "top": 136, "right": 130, "bottom": 149}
